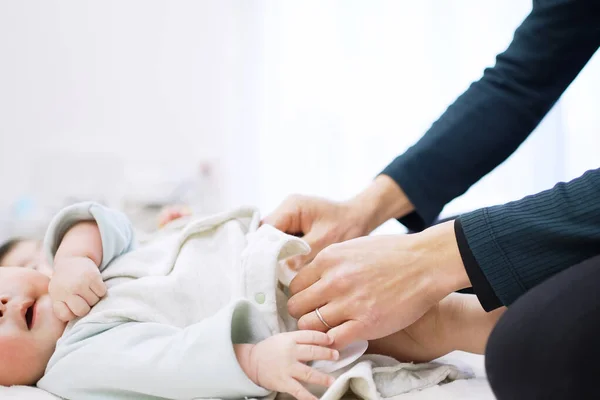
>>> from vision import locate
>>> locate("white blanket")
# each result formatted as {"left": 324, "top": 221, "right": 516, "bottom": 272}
{"left": 0, "top": 352, "right": 486, "bottom": 399}
{"left": 317, "top": 354, "right": 473, "bottom": 400}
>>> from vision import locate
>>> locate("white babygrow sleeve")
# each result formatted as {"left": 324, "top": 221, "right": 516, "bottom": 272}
{"left": 43, "top": 201, "right": 135, "bottom": 271}
{"left": 38, "top": 300, "right": 272, "bottom": 400}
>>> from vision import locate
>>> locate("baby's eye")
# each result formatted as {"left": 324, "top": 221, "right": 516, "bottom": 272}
{"left": 25, "top": 263, "right": 38, "bottom": 270}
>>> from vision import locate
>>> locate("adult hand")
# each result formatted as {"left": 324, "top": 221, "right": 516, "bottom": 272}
{"left": 263, "top": 175, "right": 414, "bottom": 270}
{"left": 262, "top": 195, "right": 368, "bottom": 270}
{"left": 368, "top": 293, "right": 505, "bottom": 362}
{"left": 287, "top": 221, "right": 471, "bottom": 349}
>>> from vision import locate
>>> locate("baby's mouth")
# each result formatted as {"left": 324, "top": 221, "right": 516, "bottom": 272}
{"left": 25, "top": 301, "right": 36, "bottom": 330}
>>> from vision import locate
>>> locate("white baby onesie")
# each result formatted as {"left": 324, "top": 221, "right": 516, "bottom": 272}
{"left": 37, "top": 203, "right": 366, "bottom": 400}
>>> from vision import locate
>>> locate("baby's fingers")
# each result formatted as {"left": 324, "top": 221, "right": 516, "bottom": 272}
{"left": 292, "top": 330, "right": 333, "bottom": 346}
{"left": 78, "top": 286, "right": 101, "bottom": 307}
{"left": 296, "top": 345, "right": 339, "bottom": 362}
{"left": 283, "top": 378, "right": 319, "bottom": 400}
{"left": 53, "top": 301, "right": 76, "bottom": 322}
{"left": 65, "top": 295, "right": 91, "bottom": 317}
{"left": 292, "top": 363, "right": 335, "bottom": 388}
{"left": 90, "top": 278, "right": 107, "bottom": 298}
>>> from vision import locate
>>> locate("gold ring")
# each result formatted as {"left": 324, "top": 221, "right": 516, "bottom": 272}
{"left": 315, "top": 307, "right": 333, "bottom": 329}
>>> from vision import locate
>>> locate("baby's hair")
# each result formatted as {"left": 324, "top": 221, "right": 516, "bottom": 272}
{"left": 0, "top": 238, "right": 24, "bottom": 265}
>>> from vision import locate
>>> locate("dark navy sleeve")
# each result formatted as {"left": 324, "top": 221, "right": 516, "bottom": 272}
{"left": 459, "top": 168, "right": 600, "bottom": 308}
{"left": 382, "top": 0, "right": 600, "bottom": 232}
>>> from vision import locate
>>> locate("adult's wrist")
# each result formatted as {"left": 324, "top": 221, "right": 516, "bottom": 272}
{"left": 415, "top": 220, "right": 471, "bottom": 299}
{"left": 346, "top": 175, "right": 415, "bottom": 234}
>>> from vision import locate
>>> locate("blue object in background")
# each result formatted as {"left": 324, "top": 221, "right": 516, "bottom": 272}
{"left": 13, "top": 196, "right": 36, "bottom": 219}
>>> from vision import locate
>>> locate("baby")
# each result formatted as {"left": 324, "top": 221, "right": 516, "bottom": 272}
{"left": 0, "top": 238, "right": 52, "bottom": 275}
{"left": 0, "top": 202, "right": 352, "bottom": 400}
{"left": 0, "top": 202, "right": 473, "bottom": 400}
{"left": 0, "top": 204, "right": 190, "bottom": 274}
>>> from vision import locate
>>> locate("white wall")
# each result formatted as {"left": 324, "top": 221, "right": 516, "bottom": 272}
{"left": 0, "top": 1, "right": 263, "bottom": 212}
{"left": 1, "top": 1, "right": 598, "bottom": 239}
{"left": 257, "top": 0, "right": 600, "bottom": 232}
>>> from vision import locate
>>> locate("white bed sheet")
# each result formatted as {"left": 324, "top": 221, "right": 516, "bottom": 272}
{"left": 279, "top": 351, "right": 493, "bottom": 400}
{"left": 400, "top": 352, "right": 494, "bottom": 400}
{"left": 2, "top": 351, "right": 492, "bottom": 399}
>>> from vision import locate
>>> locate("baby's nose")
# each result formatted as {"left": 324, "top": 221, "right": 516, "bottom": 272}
{"left": 0, "top": 297, "right": 8, "bottom": 316}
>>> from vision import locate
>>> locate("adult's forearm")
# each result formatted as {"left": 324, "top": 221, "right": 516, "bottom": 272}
{"left": 346, "top": 175, "right": 415, "bottom": 233}
{"left": 381, "top": 2, "right": 600, "bottom": 231}
{"left": 460, "top": 168, "right": 600, "bottom": 309}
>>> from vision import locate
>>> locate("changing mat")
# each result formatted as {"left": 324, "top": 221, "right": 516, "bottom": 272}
{"left": 0, "top": 354, "right": 472, "bottom": 400}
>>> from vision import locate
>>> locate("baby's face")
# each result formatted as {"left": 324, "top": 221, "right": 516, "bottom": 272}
{"left": 0, "top": 240, "right": 53, "bottom": 276}
{"left": 0, "top": 267, "right": 66, "bottom": 385}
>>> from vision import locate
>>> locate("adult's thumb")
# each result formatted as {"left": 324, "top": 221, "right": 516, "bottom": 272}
{"left": 262, "top": 209, "right": 294, "bottom": 232}
{"left": 286, "top": 230, "right": 327, "bottom": 270}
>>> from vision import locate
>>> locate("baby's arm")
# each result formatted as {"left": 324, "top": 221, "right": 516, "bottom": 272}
{"left": 40, "top": 300, "right": 283, "bottom": 400}
{"left": 45, "top": 202, "right": 136, "bottom": 321}
{"left": 50, "top": 221, "right": 106, "bottom": 321}
{"left": 54, "top": 221, "right": 103, "bottom": 265}
{"left": 44, "top": 201, "right": 135, "bottom": 271}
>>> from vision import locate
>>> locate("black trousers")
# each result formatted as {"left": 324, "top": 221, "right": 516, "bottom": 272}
{"left": 485, "top": 254, "right": 600, "bottom": 399}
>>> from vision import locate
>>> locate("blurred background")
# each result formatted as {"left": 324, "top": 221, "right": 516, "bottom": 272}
{"left": 1, "top": 1, "right": 599, "bottom": 241}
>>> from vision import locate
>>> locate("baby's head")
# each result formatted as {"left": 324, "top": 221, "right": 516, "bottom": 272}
{"left": 0, "top": 267, "right": 66, "bottom": 385}
{"left": 0, "top": 238, "right": 52, "bottom": 276}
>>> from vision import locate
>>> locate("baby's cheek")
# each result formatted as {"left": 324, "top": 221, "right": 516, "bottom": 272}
{"left": 0, "top": 335, "right": 46, "bottom": 385}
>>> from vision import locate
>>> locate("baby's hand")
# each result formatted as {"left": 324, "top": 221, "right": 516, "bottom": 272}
{"left": 157, "top": 204, "right": 192, "bottom": 228}
{"left": 236, "top": 331, "right": 338, "bottom": 400}
{"left": 49, "top": 256, "right": 107, "bottom": 322}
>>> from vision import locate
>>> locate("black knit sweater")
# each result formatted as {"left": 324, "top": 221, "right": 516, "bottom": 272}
{"left": 381, "top": 0, "right": 600, "bottom": 310}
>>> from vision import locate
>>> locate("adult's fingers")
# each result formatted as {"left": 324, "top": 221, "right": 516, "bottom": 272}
{"left": 288, "top": 278, "right": 330, "bottom": 319}
{"left": 327, "top": 320, "right": 366, "bottom": 350}
{"left": 295, "top": 345, "right": 339, "bottom": 362}
{"left": 288, "top": 253, "right": 334, "bottom": 296}
{"left": 296, "top": 301, "right": 348, "bottom": 332}
{"left": 291, "top": 364, "right": 335, "bottom": 388}
{"left": 261, "top": 196, "right": 303, "bottom": 233}
{"left": 286, "top": 228, "right": 329, "bottom": 271}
